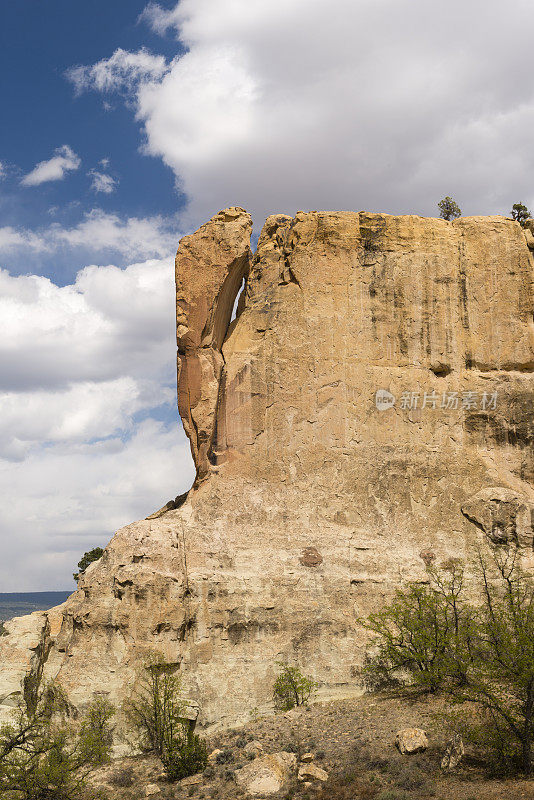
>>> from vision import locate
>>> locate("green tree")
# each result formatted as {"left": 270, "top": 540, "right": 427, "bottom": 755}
{"left": 73, "top": 547, "right": 104, "bottom": 581}
{"left": 361, "top": 561, "right": 473, "bottom": 693}
{"left": 438, "top": 196, "right": 462, "bottom": 221}
{"left": 0, "top": 686, "right": 114, "bottom": 799}
{"left": 511, "top": 202, "right": 531, "bottom": 228}
{"left": 125, "top": 657, "right": 207, "bottom": 781}
{"left": 272, "top": 662, "right": 318, "bottom": 711}
{"left": 362, "top": 550, "right": 534, "bottom": 775}
{"left": 455, "top": 550, "right": 534, "bottom": 775}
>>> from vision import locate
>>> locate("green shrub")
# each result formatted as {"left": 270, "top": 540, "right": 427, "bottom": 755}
{"left": 511, "top": 202, "right": 531, "bottom": 227}
{"left": 362, "top": 548, "right": 534, "bottom": 775}
{"left": 126, "top": 656, "right": 208, "bottom": 781}
{"left": 73, "top": 547, "right": 104, "bottom": 581}
{"left": 162, "top": 733, "right": 208, "bottom": 781}
{"left": 361, "top": 561, "right": 472, "bottom": 693}
{"left": 272, "top": 662, "right": 317, "bottom": 711}
{"left": 0, "top": 686, "right": 114, "bottom": 799}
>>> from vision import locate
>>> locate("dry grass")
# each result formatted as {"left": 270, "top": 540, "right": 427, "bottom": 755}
{"left": 85, "top": 693, "right": 533, "bottom": 800}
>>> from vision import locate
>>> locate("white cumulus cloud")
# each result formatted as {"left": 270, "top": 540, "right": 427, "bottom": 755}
{"left": 89, "top": 169, "right": 117, "bottom": 194}
{"left": 21, "top": 145, "right": 81, "bottom": 187}
{"left": 0, "top": 257, "right": 195, "bottom": 590}
{"left": 73, "top": 0, "right": 534, "bottom": 227}
{"left": 67, "top": 47, "right": 168, "bottom": 94}
{"left": 0, "top": 209, "right": 179, "bottom": 260}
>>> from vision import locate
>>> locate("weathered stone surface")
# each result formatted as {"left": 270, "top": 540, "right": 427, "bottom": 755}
{"left": 181, "top": 773, "right": 202, "bottom": 786}
{"left": 234, "top": 752, "right": 296, "bottom": 796}
{"left": 395, "top": 728, "right": 428, "bottom": 754}
{"left": 175, "top": 207, "right": 252, "bottom": 482}
{"left": 462, "top": 487, "right": 534, "bottom": 547}
{"left": 208, "top": 748, "right": 223, "bottom": 763}
{"left": 0, "top": 211, "right": 532, "bottom": 734}
{"left": 298, "top": 762, "right": 328, "bottom": 781}
{"left": 244, "top": 740, "right": 264, "bottom": 758}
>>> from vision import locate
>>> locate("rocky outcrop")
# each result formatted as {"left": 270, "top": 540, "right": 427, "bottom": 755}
{"left": 0, "top": 210, "right": 532, "bottom": 733}
{"left": 175, "top": 207, "right": 252, "bottom": 481}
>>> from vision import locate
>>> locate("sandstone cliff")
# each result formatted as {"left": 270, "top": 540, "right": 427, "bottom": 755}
{"left": 1, "top": 210, "right": 533, "bottom": 732}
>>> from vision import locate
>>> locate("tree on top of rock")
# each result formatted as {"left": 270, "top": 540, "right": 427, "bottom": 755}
{"left": 511, "top": 202, "right": 531, "bottom": 228}
{"left": 438, "top": 197, "right": 462, "bottom": 221}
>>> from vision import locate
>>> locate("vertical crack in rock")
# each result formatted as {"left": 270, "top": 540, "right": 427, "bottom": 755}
{"left": 175, "top": 208, "right": 253, "bottom": 482}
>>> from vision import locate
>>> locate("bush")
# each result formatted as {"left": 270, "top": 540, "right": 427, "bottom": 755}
{"left": 0, "top": 686, "right": 114, "bottom": 799}
{"left": 272, "top": 662, "right": 317, "bottom": 711}
{"left": 162, "top": 733, "right": 208, "bottom": 782}
{"left": 437, "top": 197, "right": 461, "bottom": 221}
{"left": 361, "top": 561, "right": 472, "bottom": 693}
{"left": 362, "top": 548, "right": 534, "bottom": 775}
{"left": 125, "top": 656, "right": 207, "bottom": 781}
{"left": 511, "top": 202, "right": 531, "bottom": 227}
{"left": 73, "top": 547, "right": 104, "bottom": 581}
{"left": 108, "top": 766, "right": 134, "bottom": 787}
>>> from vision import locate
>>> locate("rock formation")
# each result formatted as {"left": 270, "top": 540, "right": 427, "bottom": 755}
{"left": 0, "top": 209, "right": 533, "bottom": 732}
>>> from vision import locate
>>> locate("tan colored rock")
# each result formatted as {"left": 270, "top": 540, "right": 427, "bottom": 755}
{"left": 244, "top": 740, "right": 264, "bottom": 758}
{"left": 395, "top": 728, "right": 428, "bottom": 754}
{"left": 144, "top": 784, "right": 161, "bottom": 796}
{"left": 181, "top": 773, "right": 202, "bottom": 786}
{"left": 234, "top": 752, "right": 297, "bottom": 796}
{"left": 208, "top": 748, "right": 223, "bottom": 763}
{"left": 300, "top": 752, "right": 314, "bottom": 763}
{"left": 298, "top": 762, "right": 328, "bottom": 782}
{"left": 462, "top": 487, "right": 534, "bottom": 548}
{"left": 175, "top": 207, "right": 252, "bottom": 482}
{"left": 0, "top": 210, "right": 532, "bottom": 734}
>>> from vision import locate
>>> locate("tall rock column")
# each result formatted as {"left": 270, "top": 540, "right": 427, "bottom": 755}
{"left": 175, "top": 208, "right": 252, "bottom": 481}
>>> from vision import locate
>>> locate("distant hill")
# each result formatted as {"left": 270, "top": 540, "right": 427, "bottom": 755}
{"left": 0, "top": 592, "right": 71, "bottom": 621}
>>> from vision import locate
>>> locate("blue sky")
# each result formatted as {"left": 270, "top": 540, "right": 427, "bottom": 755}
{"left": 0, "top": 0, "right": 185, "bottom": 282}
{"left": 1, "top": 0, "right": 533, "bottom": 590}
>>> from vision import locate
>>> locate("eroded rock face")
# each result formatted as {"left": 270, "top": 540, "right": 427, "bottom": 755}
{"left": 0, "top": 211, "right": 532, "bottom": 732}
{"left": 175, "top": 207, "right": 252, "bottom": 481}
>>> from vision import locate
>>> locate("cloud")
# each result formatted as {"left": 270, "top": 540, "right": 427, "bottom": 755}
{"left": 21, "top": 145, "right": 81, "bottom": 187}
{"left": 89, "top": 169, "right": 117, "bottom": 194}
{"left": 0, "top": 162, "right": 5, "bottom": 179}
{"left": 138, "top": 1, "right": 183, "bottom": 35}
{"left": 0, "top": 257, "right": 195, "bottom": 590}
{"left": 0, "top": 420, "right": 194, "bottom": 591}
{"left": 73, "top": 0, "right": 534, "bottom": 227}
{"left": 67, "top": 47, "right": 167, "bottom": 95}
{"left": 0, "top": 257, "right": 177, "bottom": 394}
{"left": 0, "top": 209, "right": 179, "bottom": 260}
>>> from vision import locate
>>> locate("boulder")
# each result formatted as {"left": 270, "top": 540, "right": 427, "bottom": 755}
{"left": 298, "top": 763, "right": 328, "bottom": 782}
{"left": 244, "top": 740, "right": 264, "bottom": 758}
{"left": 208, "top": 748, "right": 223, "bottom": 764}
{"left": 234, "top": 752, "right": 297, "bottom": 796}
{"left": 300, "top": 752, "right": 314, "bottom": 763}
{"left": 144, "top": 785, "right": 161, "bottom": 797}
{"left": 395, "top": 728, "right": 428, "bottom": 754}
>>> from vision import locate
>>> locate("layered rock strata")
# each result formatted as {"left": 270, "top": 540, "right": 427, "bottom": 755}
{"left": 0, "top": 209, "right": 533, "bottom": 731}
